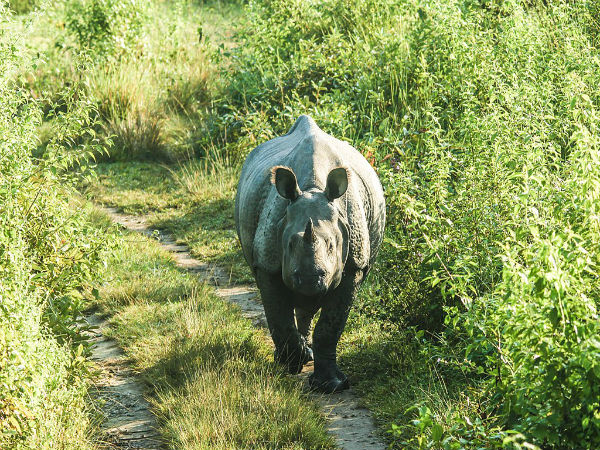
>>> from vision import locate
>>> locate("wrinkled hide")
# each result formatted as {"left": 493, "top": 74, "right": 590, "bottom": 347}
{"left": 234, "top": 115, "right": 385, "bottom": 393}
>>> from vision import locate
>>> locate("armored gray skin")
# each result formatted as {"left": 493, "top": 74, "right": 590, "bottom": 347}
{"left": 235, "top": 115, "right": 385, "bottom": 393}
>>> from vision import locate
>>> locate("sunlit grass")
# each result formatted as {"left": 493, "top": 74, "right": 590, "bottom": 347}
{"left": 169, "top": 147, "right": 239, "bottom": 203}
{"left": 86, "top": 159, "right": 252, "bottom": 283}
{"left": 92, "top": 212, "right": 334, "bottom": 450}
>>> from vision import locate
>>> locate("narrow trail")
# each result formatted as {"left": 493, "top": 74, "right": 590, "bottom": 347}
{"left": 94, "top": 205, "right": 386, "bottom": 450}
{"left": 87, "top": 313, "right": 165, "bottom": 450}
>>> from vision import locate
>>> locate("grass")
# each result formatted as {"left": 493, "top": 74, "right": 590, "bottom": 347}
{"left": 5, "top": 0, "right": 435, "bottom": 448}
{"left": 69, "top": 0, "right": 489, "bottom": 444}
{"left": 84, "top": 156, "right": 458, "bottom": 447}
{"left": 84, "top": 157, "right": 252, "bottom": 283}
{"left": 89, "top": 206, "right": 334, "bottom": 450}
{"left": 22, "top": 0, "right": 244, "bottom": 162}
{"left": 27, "top": 0, "right": 600, "bottom": 447}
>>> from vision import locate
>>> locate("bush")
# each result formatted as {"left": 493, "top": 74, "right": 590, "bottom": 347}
{"left": 65, "top": 0, "right": 145, "bottom": 57}
{"left": 0, "top": 4, "right": 104, "bottom": 448}
{"left": 452, "top": 99, "right": 600, "bottom": 447}
{"left": 8, "top": 0, "right": 38, "bottom": 13}
{"left": 211, "top": 0, "right": 600, "bottom": 447}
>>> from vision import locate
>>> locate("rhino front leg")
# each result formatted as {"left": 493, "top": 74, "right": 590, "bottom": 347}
{"left": 256, "top": 269, "right": 312, "bottom": 374}
{"left": 295, "top": 307, "right": 317, "bottom": 345}
{"left": 310, "top": 270, "right": 363, "bottom": 393}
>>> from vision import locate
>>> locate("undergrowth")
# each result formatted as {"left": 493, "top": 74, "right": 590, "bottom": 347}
{"left": 24, "top": 0, "right": 242, "bottom": 163}
{"left": 15, "top": 0, "right": 600, "bottom": 448}
{"left": 1, "top": 2, "right": 105, "bottom": 448}
{"left": 208, "top": 0, "right": 600, "bottom": 448}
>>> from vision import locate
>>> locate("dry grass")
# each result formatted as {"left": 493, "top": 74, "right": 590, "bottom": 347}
{"left": 84, "top": 0, "right": 233, "bottom": 162}
{"left": 169, "top": 147, "right": 239, "bottom": 202}
{"left": 91, "top": 61, "right": 167, "bottom": 160}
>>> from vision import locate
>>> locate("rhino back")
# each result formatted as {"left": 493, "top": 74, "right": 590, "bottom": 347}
{"left": 235, "top": 115, "right": 385, "bottom": 274}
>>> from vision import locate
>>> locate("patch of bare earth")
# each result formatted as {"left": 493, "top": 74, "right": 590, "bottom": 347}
{"left": 95, "top": 206, "right": 385, "bottom": 450}
{"left": 87, "top": 313, "right": 165, "bottom": 450}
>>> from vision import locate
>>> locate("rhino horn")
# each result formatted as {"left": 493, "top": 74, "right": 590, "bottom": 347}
{"left": 304, "top": 218, "right": 315, "bottom": 244}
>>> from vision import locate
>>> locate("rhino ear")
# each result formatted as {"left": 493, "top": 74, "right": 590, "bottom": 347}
{"left": 325, "top": 167, "right": 349, "bottom": 201}
{"left": 271, "top": 166, "right": 301, "bottom": 200}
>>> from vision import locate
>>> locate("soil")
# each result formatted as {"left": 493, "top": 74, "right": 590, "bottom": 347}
{"left": 91, "top": 205, "right": 386, "bottom": 450}
{"left": 87, "top": 313, "right": 165, "bottom": 449}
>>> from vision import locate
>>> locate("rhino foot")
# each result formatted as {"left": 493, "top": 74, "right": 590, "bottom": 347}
{"left": 275, "top": 345, "right": 313, "bottom": 375}
{"left": 309, "top": 368, "right": 349, "bottom": 393}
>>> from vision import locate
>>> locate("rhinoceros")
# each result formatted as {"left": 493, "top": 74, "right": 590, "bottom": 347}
{"left": 235, "top": 115, "right": 385, "bottom": 393}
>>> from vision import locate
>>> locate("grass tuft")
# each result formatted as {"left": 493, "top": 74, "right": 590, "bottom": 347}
{"left": 170, "top": 148, "right": 239, "bottom": 202}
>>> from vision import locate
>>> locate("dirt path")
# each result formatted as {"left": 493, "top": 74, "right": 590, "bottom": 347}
{"left": 95, "top": 206, "right": 385, "bottom": 450}
{"left": 87, "top": 313, "right": 165, "bottom": 450}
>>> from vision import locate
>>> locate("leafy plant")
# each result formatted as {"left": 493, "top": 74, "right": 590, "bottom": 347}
{"left": 206, "top": 0, "right": 600, "bottom": 447}
{"left": 0, "top": 3, "right": 106, "bottom": 448}
{"left": 65, "top": 0, "right": 145, "bottom": 57}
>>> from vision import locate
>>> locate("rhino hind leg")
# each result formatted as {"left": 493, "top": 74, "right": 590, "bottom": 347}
{"left": 256, "top": 269, "right": 312, "bottom": 374}
{"left": 309, "top": 270, "right": 363, "bottom": 394}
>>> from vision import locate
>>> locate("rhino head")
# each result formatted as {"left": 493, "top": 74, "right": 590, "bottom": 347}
{"left": 271, "top": 166, "right": 350, "bottom": 297}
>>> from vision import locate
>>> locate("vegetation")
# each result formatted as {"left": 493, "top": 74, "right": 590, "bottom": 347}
{"left": 0, "top": 3, "right": 104, "bottom": 449}
{"left": 6, "top": 1, "right": 331, "bottom": 449}
{"left": 5, "top": 0, "right": 600, "bottom": 448}
{"left": 205, "top": 1, "right": 600, "bottom": 448}
{"left": 86, "top": 158, "right": 252, "bottom": 282}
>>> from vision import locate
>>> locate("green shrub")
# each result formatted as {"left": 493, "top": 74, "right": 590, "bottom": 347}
{"left": 448, "top": 98, "right": 600, "bottom": 447}
{"left": 210, "top": 0, "right": 600, "bottom": 447}
{"left": 8, "top": 0, "right": 38, "bottom": 13}
{"left": 0, "top": 4, "right": 105, "bottom": 448}
{"left": 65, "top": 0, "right": 145, "bottom": 57}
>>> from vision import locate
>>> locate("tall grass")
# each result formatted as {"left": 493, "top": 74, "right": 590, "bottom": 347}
{"left": 170, "top": 148, "right": 239, "bottom": 202}
{"left": 24, "top": 0, "right": 233, "bottom": 163}
{"left": 92, "top": 63, "right": 166, "bottom": 160}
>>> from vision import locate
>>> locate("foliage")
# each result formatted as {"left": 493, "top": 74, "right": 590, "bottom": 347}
{"left": 65, "top": 0, "right": 145, "bottom": 57}
{"left": 8, "top": 0, "right": 37, "bottom": 13}
{"left": 0, "top": 3, "right": 105, "bottom": 448}
{"left": 22, "top": 0, "right": 600, "bottom": 447}
{"left": 203, "top": 0, "right": 600, "bottom": 448}
{"left": 450, "top": 98, "right": 600, "bottom": 447}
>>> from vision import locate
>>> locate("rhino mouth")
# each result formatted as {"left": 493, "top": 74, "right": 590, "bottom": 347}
{"left": 290, "top": 271, "right": 327, "bottom": 296}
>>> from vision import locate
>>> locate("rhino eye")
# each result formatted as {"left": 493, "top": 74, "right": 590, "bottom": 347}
{"left": 328, "top": 241, "right": 334, "bottom": 252}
